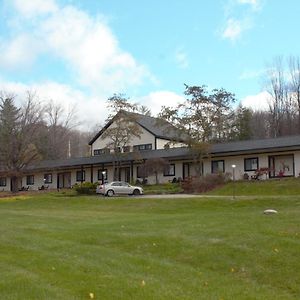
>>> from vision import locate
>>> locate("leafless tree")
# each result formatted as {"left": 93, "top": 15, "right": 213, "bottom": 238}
{"left": 43, "top": 101, "right": 78, "bottom": 159}
{"left": 289, "top": 56, "right": 300, "bottom": 132}
{"left": 0, "top": 91, "right": 44, "bottom": 192}
{"left": 266, "top": 57, "right": 287, "bottom": 137}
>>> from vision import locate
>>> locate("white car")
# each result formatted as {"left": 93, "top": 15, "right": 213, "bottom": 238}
{"left": 96, "top": 181, "right": 143, "bottom": 197}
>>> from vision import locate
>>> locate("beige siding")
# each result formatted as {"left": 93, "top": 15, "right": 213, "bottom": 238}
{"left": 91, "top": 122, "right": 155, "bottom": 154}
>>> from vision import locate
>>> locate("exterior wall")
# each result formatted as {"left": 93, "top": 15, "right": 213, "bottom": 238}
{"left": 203, "top": 151, "right": 299, "bottom": 180}
{"left": 156, "top": 138, "right": 186, "bottom": 150}
{"left": 91, "top": 122, "right": 155, "bottom": 154}
{"left": 2, "top": 150, "right": 300, "bottom": 193}
{"left": 20, "top": 172, "right": 58, "bottom": 191}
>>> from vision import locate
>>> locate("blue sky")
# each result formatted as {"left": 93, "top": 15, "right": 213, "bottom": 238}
{"left": 0, "top": 0, "right": 299, "bottom": 129}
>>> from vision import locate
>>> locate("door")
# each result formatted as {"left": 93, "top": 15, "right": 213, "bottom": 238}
{"left": 120, "top": 167, "right": 131, "bottom": 182}
{"left": 57, "top": 172, "right": 72, "bottom": 188}
{"left": 183, "top": 163, "right": 190, "bottom": 179}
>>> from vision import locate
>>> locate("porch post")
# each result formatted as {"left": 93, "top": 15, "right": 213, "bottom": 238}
{"left": 90, "top": 164, "right": 93, "bottom": 183}
{"left": 131, "top": 160, "right": 134, "bottom": 183}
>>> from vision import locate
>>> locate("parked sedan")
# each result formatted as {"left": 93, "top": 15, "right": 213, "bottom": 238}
{"left": 96, "top": 181, "right": 143, "bottom": 197}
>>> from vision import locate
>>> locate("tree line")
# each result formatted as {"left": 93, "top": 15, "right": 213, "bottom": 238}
{"left": 2, "top": 55, "right": 300, "bottom": 190}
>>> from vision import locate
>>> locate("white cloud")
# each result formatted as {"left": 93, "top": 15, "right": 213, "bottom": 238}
{"left": 222, "top": 18, "right": 251, "bottom": 41}
{"left": 220, "top": 0, "right": 262, "bottom": 41}
{"left": 237, "top": 0, "right": 261, "bottom": 10}
{"left": 0, "top": 34, "right": 42, "bottom": 70}
{"left": 174, "top": 48, "right": 189, "bottom": 69}
{"left": 240, "top": 91, "right": 270, "bottom": 111}
{"left": 11, "top": 0, "right": 58, "bottom": 18}
{"left": 1, "top": 0, "right": 153, "bottom": 94}
{"left": 239, "top": 68, "right": 265, "bottom": 80}
{"left": 138, "top": 91, "right": 185, "bottom": 116}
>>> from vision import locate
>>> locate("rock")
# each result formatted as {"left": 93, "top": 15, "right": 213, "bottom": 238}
{"left": 263, "top": 209, "right": 278, "bottom": 215}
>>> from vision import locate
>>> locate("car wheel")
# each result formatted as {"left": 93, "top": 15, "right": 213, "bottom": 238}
{"left": 106, "top": 190, "right": 114, "bottom": 197}
{"left": 133, "top": 189, "right": 140, "bottom": 195}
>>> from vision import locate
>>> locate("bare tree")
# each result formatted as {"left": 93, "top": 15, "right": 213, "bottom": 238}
{"left": 289, "top": 56, "right": 300, "bottom": 133}
{"left": 266, "top": 57, "right": 287, "bottom": 137}
{"left": 142, "top": 158, "right": 169, "bottom": 184}
{"left": 101, "top": 94, "right": 143, "bottom": 180}
{"left": 0, "top": 92, "right": 44, "bottom": 192}
{"left": 43, "top": 101, "right": 78, "bottom": 159}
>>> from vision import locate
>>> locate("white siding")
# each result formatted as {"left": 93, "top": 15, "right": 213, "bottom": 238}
{"left": 91, "top": 122, "right": 155, "bottom": 155}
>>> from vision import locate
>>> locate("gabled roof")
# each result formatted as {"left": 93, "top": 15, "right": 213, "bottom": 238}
{"left": 88, "top": 111, "right": 187, "bottom": 145}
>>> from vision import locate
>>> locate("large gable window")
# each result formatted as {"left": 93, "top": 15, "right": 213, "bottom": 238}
{"left": 244, "top": 157, "right": 258, "bottom": 171}
{"left": 211, "top": 160, "right": 225, "bottom": 173}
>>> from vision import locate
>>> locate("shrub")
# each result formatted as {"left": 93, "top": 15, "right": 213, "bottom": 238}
{"left": 73, "top": 182, "right": 98, "bottom": 194}
{"left": 181, "top": 173, "right": 229, "bottom": 193}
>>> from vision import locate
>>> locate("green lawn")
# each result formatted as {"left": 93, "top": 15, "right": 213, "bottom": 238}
{"left": 208, "top": 177, "right": 300, "bottom": 196}
{"left": 1, "top": 191, "right": 300, "bottom": 299}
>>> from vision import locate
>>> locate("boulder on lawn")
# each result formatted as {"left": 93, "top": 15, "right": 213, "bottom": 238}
{"left": 263, "top": 209, "right": 278, "bottom": 215}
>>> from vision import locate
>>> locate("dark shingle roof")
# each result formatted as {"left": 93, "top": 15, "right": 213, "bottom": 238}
{"left": 26, "top": 135, "right": 300, "bottom": 172}
{"left": 88, "top": 111, "right": 187, "bottom": 145}
{"left": 211, "top": 135, "right": 300, "bottom": 155}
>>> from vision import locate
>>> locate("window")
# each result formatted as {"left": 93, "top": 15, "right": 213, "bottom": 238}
{"left": 211, "top": 160, "right": 225, "bottom": 173}
{"left": 133, "top": 144, "right": 152, "bottom": 151}
{"left": 76, "top": 170, "right": 85, "bottom": 182}
{"left": 164, "top": 164, "right": 175, "bottom": 176}
{"left": 26, "top": 175, "right": 34, "bottom": 185}
{"left": 94, "top": 148, "right": 110, "bottom": 156}
{"left": 244, "top": 157, "right": 258, "bottom": 171}
{"left": 0, "top": 177, "right": 6, "bottom": 186}
{"left": 97, "top": 169, "right": 108, "bottom": 181}
{"left": 44, "top": 173, "right": 52, "bottom": 184}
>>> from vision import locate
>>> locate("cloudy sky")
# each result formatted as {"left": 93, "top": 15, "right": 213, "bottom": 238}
{"left": 0, "top": 0, "right": 299, "bottom": 130}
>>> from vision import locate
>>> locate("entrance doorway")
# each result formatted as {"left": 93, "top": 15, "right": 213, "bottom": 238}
{"left": 268, "top": 154, "right": 294, "bottom": 178}
{"left": 57, "top": 172, "right": 71, "bottom": 189}
{"left": 120, "top": 167, "right": 131, "bottom": 182}
{"left": 183, "top": 163, "right": 190, "bottom": 179}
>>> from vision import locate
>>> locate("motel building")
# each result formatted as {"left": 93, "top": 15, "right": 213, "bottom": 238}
{"left": 1, "top": 112, "right": 300, "bottom": 192}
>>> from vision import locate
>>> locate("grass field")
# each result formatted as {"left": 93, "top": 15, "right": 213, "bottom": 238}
{"left": 208, "top": 177, "right": 300, "bottom": 196}
{"left": 1, "top": 186, "right": 300, "bottom": 299}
